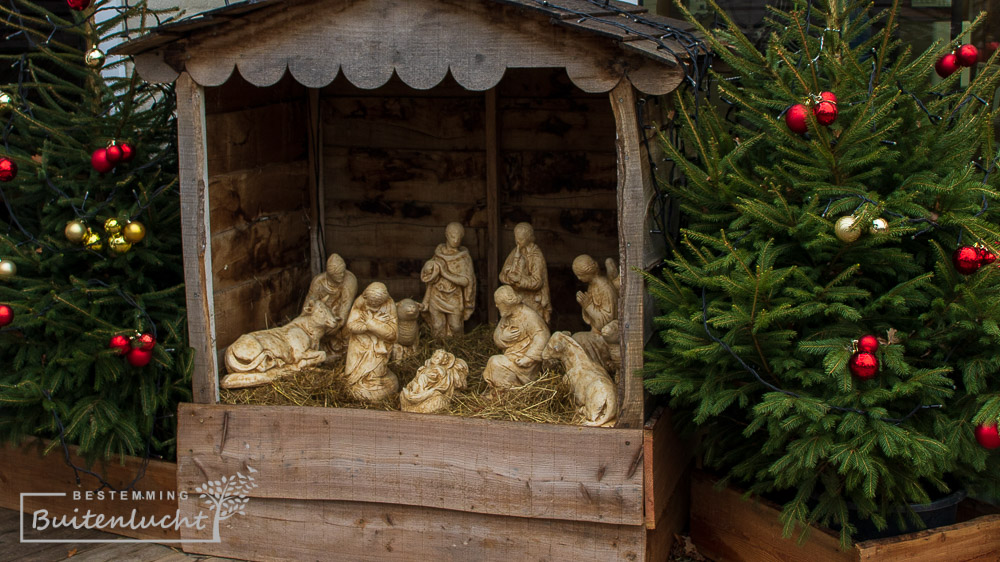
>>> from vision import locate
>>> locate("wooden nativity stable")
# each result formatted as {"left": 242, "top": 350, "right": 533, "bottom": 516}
{"left": 116, "top": 0, "right": 696, "bottom": 559}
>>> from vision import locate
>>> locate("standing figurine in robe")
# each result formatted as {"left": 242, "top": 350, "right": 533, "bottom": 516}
{"left": 482, "top": 285, "right": 551, "bottom": 390}
{"left": 344, "top": 282, "right": 399, "bottom": 402}
{"left": 499, "top": 222, "right": 551, "bottom": 325}
{"left": 570, "top": 254, "right": 619, "bottom": 369}
{"left": 302, "top": 253, "right": 357, "bottom": 359}
{"left": 421, "top": 222, "right": 476, "bottom": 338}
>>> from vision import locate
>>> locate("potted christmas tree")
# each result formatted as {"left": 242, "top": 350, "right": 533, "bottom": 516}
{"left": 644, "top": 0, "right": 1000, "bottom": 548}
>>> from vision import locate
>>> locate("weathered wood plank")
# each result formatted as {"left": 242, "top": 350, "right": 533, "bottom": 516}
{"left": 213, "top": 264, "right": 312, "bottom": 351}
{"left": 205, "top": 100, "right": 307, "bottom": 175}
{"left": 210, "top": 211, "right": 311, "bottom": 290}
{"left": 321, "top": 96, "right": 485, "bottom": 151}
{"left": 0, "top": 440, "right": 178, "bottom": 542}
{"left": 179, "top": 496, "right": 647, "bottom": 561}
{"left": 177, "top": 72, "right": 220, "bottom": 405}
{"left": 500, "top": 151, "right": 617, "bottom": 198}
{"left": 642, "top": 407, "right": 691, "bottom": 530}
{"left": 308, "top": 88, "right": 325, "bottom": 278}
{"left": 204, "top": 72, "right": 306, "bottom": 115}
{"left": 854, "top": 515, "right": 1000, "bottom": 562}
{"left": 325, "top": 222, "right": 486, "bottom": 261}
{"left": 486, "top": 87, "right": 500, "bottom": 324}
{"left": 498, "top": 98, "right": 617, "bottom": 152}
{"left": 609, "top": 79, "right": 647, "bottom": 428}
{"left": 176, "top": 403, "right": 645, "bottom": 525}
{"left": 690, "top": 471, "right": 851, "bottom": 562}
{"left": 207, "top": 161, "right": 310, "bottom": 234}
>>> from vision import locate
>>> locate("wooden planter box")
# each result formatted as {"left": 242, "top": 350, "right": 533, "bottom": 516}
{"left": 0, "top": 440, "right": 179, "bottom": 543}
{"left": 691, "top": 471, "right": 1000, "bottom": 562}
{"left": 114, "top": 0, "right": 698, "bottom": 559}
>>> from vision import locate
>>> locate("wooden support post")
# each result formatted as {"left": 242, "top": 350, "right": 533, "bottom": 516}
{"left": 486, "top": 87, "right": 500, "bottom": 324}
{"left": 610, "top": 79, "right": 648, "bottom": 428}
{"left": 176, "top": 72, "right": 219, "bottom": 405}
{"left": 307, "top": 88, "right": 325, "bottom": 277}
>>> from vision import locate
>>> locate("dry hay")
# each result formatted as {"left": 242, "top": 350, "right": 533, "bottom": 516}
{"left": 220, "top": 324, "right": 580, "bottom": 425}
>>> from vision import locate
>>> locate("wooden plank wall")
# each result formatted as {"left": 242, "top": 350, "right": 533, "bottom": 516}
{"left": 320, "top": 74, "right": 489, "bottom": 315}
{"left": 498, "top": 68, "right": 618, "bottom": 333}
{"left": 204, "top": 73, "right": 312, "bottom": 350}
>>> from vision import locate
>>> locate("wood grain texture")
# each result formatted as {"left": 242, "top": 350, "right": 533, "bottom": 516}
{"left": 853, "top": 515, "right": 1000, "bottom": 562}
{"left": 610, "top": 79, "right": 647, "bottom": 428}
{"left": 166, "top": 0, "right": 677, "bottom": 94}
{"left": 179, "top": 496, "right": 647, "bottom": 561}
{"left": 205, "top": 100, "right": 307, "bottom": 175}
{"left": 0, "top": 440, "right": 178, "bottom": 542}
{"left": 308, "top": 87, "right": 325, "bottom": 278}
{"left": 207, "top": 161, "right": 310, "bottom": 233}
{"left": 176, "top": 403, "right": 645, "bottom": 525}
{"left": 177, "top": 72, "right": 220, "bottom": 405}
{"left": 690, "top": 471, "right": 851, "bottom": 562}
{"left": 486, "top": 87, "right": 500, "bottom": 324}
{"left": 642, "top": 407, "right": 691, "bottom": 530}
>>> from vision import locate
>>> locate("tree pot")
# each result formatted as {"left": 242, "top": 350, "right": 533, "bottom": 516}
{"left": 849, "top": 489, "right": 967, "bottom": 541}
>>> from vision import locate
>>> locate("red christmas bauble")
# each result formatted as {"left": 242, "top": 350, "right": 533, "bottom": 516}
{"left": 785, "top": 103, "right": 808, "bottom": 134}
{"left": 975, "top": 423, "right": 1000, "bottom": 449}
{"left": 848, "top": 351, "right": 878, "bottom": 380}
{"left": 978, "top": 247, "right": 997, "bottom": 265}
{"left": 137, "top": 332, "right": 156, "bottom": 351}
{"left": 109, "top": 334, "right": 131, "bottom": 355}
{"left": 819, "top": 91, "right": 837, "bottom": 104}
{"left": 956, "top": 44, "right": 979, "bottom": 67}
{"left": 66, "top": 0, "right": 90, "bottom": 10}
{"left": 91, "top": 148, "right": 114, "bottom": 173}
{"left": 105, "top": 145, "right": 123, "bottom": 164}
{"left": 814, "top": 100, "right": 838, "bottom": 126}
{"left": 119, "top": 143, "right": 135, "bottom": 162}
{"left": 936, "top": 53, "right": 960, "bottom": 77}
{"left": 857, "top": 334, "right": 879, "bottom": 353}
{"left": 953, "top": 246, "right": 983, "bottom": 275}
{"left": 0, "top": 157, "right": 16, "bottom": 182}
{"left": 126, "top": 347, "right": 153, "bottom": 367}
{"left": 0, "top": 304, "right": 12, "bottom": 327}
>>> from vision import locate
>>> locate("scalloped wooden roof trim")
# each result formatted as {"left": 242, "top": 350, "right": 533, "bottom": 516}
{"left": 117, "top": 0, "right": 691, "bottom": 95}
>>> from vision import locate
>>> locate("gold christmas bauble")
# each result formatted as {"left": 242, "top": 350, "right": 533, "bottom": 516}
{"left": 0, "top": 260, "right": 16, "bottom": 279}
{"left": 123, "top": 221, "right": 146, "bottom": 243}
{"left": 85, "top": 47, "right": 105, "bottom": 68}
{"left": 834, "top": 215, "right": 861, "bottom": 243}
{"left": 108, "top": 234, "right": 132, "bottom": 254}
{"left": 64, "top": 220, "right": 87, "bottom": 243}
{"left": 103, "top": 217, "right": 122, "bottom": 235}
{"left": 870, "top": 218, "right": 889, "bottom": 234}
{"left": 0, "top": 92, "right": 11, "bottom": 110}
{"left": 83, "top": 228, "right": 103, "bottom": 251}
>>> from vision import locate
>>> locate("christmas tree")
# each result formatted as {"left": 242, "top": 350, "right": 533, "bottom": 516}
{"left": 644, "top": 0, "right": 1000, "bottom": 545}
{"left": 0, "top": 0, "right": 191, "bottom": 464}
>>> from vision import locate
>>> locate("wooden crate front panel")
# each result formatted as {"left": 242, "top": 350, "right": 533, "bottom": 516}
{"left": 177, "top": 403, "right": 644, "bottom": 525}
{"left": 498, "top": 68, "right": 618, "bottom": 333}
{"left": 205, "top": 78, "right": 312, "bottom": 350}
{"left": 321, "top": 74, "right": 489, "bottom": 316}
{"left": 179, "top": 496, "right": 646, "bottom": 562}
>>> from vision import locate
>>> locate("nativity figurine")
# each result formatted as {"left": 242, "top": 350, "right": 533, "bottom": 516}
{"left": 302, "top": 253, "right": 357, "bottom": 359}
{"left": 221, "top": 302, "right": 342, "bottom": 389}
{"left": 399, "top": 349, "right": 469, "bottom": 414}
{"left": 499, "top": 222, "right": 551, "bottom": 325}
{"left": 344, "top": 282, "right": 399, "bottom": 402}
{"left": 482, "top": 285, "right": 551, "bottom": 390}
{"left": 542, "top": 331, "right": 619, "bottom": 427}
{"left": 392, "top": 298, "right": 422, "bottom": 361}
{"left": 570, "top": 254, "right": 619, "bottom": 367}
{"left": 421, "top": 222, "right": 476, "bottom": 339}
{"left": 600, "top": 319, "right": 621, "bottom": 378}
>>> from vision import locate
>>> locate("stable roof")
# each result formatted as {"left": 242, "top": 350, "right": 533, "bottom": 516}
{"left": 113, "top": 0, "right": 702, "bottom": 94}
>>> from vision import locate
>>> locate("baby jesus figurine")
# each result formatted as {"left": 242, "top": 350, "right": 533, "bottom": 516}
{"left": 399, "top": 349, "right": 469, "bottom": 414}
